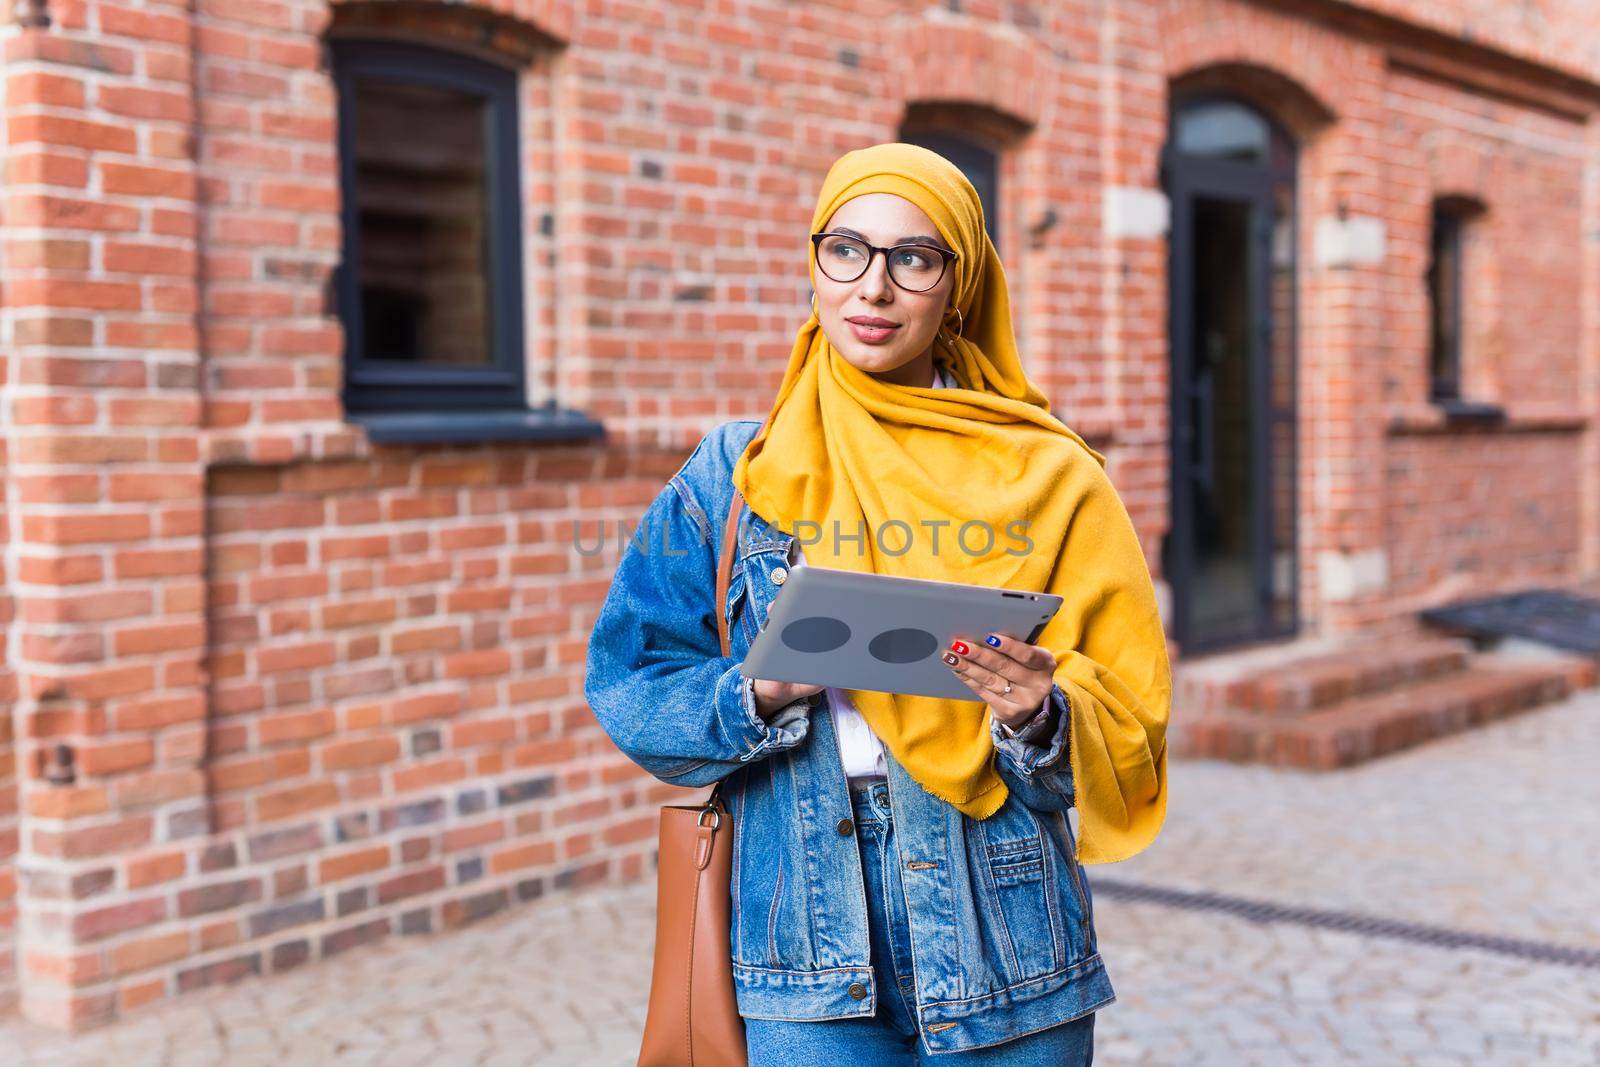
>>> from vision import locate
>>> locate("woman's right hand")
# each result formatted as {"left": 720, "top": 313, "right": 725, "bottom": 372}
{"left": 752, "top": 678, "right": 825, "bottom": 722}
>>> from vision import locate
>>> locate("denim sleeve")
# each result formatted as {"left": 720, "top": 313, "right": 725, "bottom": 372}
{"left": 990, "top": 682, "right": 1075, "bottom": 811}
{"left": 583, "top": 477, "right": 810, "bottom": 789}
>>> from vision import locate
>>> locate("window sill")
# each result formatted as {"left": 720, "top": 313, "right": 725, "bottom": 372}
{"left": 347, "top": 407, "right": 607, "bottom": 445}
{"left": 1431, "top": 397, "right": 1506, "bottom": 424}
{"left": 1386, "top": 400, "right": 1585, "bottom": 437}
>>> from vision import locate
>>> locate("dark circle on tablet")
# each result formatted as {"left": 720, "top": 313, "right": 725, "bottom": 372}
{"left": 869, "top": 628, "right": 938, "bottom": 665}
{"left": 781, "top": 616, "right": 851, "bottom": 654}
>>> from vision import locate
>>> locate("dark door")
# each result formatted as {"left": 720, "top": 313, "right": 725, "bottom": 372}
{"left": 1162, "top": 96, "right": 1299, "bottom": 654}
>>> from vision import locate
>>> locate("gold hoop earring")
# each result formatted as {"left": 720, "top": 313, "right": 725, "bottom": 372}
{"left": 944, "top": 307, "right": 964, "bottom": 339}
{"left": 810, "top": 292, "right": 818, "bottom": 318}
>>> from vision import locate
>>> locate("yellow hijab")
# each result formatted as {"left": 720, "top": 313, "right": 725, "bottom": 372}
{"left": 731, "top": 143, "right": 1171, "bottom": 864}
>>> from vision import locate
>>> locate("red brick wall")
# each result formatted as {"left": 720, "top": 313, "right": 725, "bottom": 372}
{"left": 3, "top": 0, "right": 208, "bottom": 1025}
{"left": 1386, "top": 434, "right": 1582, "bottom": 596}
{"left": 1358, "top": 0, "right": 1600, "bottom": 83}
{"left": 1376, "top": 62, "right": 1591, "bottom": 605}
{"left": 0, "top": 0, "right": 1596, "bottom": 1030}
{"left": 0, "top": 487, "right": 15, "bottom": 1015}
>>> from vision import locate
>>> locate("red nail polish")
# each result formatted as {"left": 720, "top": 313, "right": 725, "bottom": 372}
{"left": 950, "top": 640, "right": 969, "bottom": 655}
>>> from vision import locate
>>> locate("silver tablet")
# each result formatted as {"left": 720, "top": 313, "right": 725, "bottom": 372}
{"left": 740, "top": 563, "right": 1063, "bottom": 700}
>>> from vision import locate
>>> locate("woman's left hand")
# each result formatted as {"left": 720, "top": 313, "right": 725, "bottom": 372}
{"left": 942, "top": 633, "right": 1057, "bottom": 731}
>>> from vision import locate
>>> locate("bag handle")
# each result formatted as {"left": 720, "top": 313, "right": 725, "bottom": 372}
{"left": 708, "top": 422, "right": 767, "bottom": 810}
{"left": 714, "top": 486, "right": 743, "bottom": 661}
{"left": 713, "top": 418, "right": 769, "bottom": 660}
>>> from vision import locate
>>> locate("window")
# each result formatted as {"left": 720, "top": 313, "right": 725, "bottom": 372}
{"left": 1427, "top": 201, "right": 1467, "bottom": 402}
{"left": 1172, "top": 98, "right": 1297, "bottom": 170}
{"left": 897, "top": 130, "right": 1001, "bottom": 253}
{"left": 330, "top": 40, "right": 599, "bottom": 442}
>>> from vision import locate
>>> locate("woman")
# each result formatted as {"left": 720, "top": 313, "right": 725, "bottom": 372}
{"left": 585, "top": 143, "right": 1172, "bottom": 1063}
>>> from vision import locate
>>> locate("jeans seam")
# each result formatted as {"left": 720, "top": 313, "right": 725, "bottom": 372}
{"left": 875, "top": 820, "right": 911, "bottom": 1015}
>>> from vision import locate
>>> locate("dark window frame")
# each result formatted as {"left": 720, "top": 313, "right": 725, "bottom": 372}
{"left": 1161, "top": 90, "right": 1302, "bottom": 653}
{"left": 332, "top": 39, "right": 523, "bottom": 412}
{"left": 1427, "top": 203, "right": 1466, "bottom": 403}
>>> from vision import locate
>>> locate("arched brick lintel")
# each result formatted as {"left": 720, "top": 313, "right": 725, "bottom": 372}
{"left": 1425, "top": 139, "right": 1494, "bottom": 208}
{"left": 896, "top": 18, "right": 1049, "bottom": 134}
{"left": 1161, "top": 2, "right": 1347, "bottom": 143}
{"left": 322, "top": 0, "right": 573, "bottom": 60}
{"left": 1169, "top": 60, "right": 1340, "bottom": 146}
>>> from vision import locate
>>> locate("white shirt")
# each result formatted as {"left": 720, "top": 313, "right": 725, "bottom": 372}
{"left": 786, "top": 362, "right": 953, "bottom": 780}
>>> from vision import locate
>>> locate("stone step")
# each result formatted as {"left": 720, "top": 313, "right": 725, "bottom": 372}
{"left": 1172, "top": 655, "right": 1593, "bottom": 770}
{"left": 1174, "top": 635, "right": 1476, "bottom": 717}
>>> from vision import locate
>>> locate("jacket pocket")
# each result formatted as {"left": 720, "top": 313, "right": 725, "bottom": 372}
{"left": 765, "top": 862, "right": 785, "bottom": 968}
{"left": 985, "top": 835, "right": 1045, "bottom": 888}
{"left": 1048, "top": 810, "right": 1096, "bottom": 956}
{"left": 972, "top": 803, "right": 1059, "bottom": 983}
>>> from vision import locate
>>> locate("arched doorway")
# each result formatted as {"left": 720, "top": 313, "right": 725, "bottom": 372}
{"left": 1162, "top": 94, "right": 1299, "bottom": 654}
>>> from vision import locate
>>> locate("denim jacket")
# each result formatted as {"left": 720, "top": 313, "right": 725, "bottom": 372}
{"left": 583, "top": 420, "right": 1115, "bottom": 1053}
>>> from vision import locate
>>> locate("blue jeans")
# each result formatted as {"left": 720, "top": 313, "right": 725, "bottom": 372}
{"left": 743, "top": 779, "right": 1097, "bottom": 1064}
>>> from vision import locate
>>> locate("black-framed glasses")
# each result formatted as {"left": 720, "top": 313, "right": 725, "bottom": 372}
{"left": 810, "top": 231, "right": 958, "bottom": 293}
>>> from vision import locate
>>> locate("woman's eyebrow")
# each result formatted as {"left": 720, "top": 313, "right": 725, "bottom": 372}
{"left": 830, "top": 225, "right": 950, "bottom": 249}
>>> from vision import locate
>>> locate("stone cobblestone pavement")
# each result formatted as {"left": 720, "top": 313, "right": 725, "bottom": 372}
{"left": 8, "top": 687, "right": 1600, "bottom": 1065}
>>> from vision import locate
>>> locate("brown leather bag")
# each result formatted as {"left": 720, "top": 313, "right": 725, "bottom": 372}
{"left": 636, "top": 485, "right": 751, "bottom": 1067}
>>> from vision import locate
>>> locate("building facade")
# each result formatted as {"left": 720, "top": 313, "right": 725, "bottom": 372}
{"left": 1, "top": 0, "right": 1597, "bottom": 1029}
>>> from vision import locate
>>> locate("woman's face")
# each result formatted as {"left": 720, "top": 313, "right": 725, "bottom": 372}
{"left": 813, "top": 193, "right": 957, "bottom": 387}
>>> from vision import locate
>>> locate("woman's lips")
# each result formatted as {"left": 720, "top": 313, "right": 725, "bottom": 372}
{"left": 847, "top": 320, "right": 901, "bottom": 344}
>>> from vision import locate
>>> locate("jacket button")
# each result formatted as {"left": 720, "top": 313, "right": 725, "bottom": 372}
{"left": 836, "top": 818, "right": 854, "bottom": 836}
{"left": 848, "top": 982, "right": 867, "bottom": 1000}
{"left": 770, "top": 566, "right": 787, "bottom": 585}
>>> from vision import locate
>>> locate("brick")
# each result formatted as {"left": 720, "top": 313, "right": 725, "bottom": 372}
{"left": 114, "top": 768, "right": 205, "bottom": 809}
{"left": 248, "top": 898, "right": 325, "bottom": 939}
{"left": 109, "top": 931, "right": 190, "bottom": 976}
{"left": 27, "top": 785, "right": 109, "bottom": 819}
{"left": 496, "top": 776, "right": 555, "bottom": 808}
{"left": 489, "top": 841, "right": 556, "bottom": 876}
{"left": 119, "top": 976, "right": 167, "bottom": 1013}
{"left": 317, "top": 845, "right": 389, "bottom": 884}
{"left": 7, "top": 71, "right": 86, "bottom": 109}
{"left": 126, "top": 851, "right": 187, "bottom": 889}
{"left": 319, "top": 735, "right": 400, "bottom": 771}
{"left": 320, "top": 918, "right": 389, "bottom": 957}
{"left": 335, "top": 887, "right": 369, "bottom": 917}
{"left": 450, "top": 717, "right": 517, "bottom": 748}
{"left": 112, "top": 694, "right": 206, "bottom": 732}
{"left": 35, "top": 815, "right": 153, "bottom": 859}
{"left": 391, "top": 757, "right": 468, "bottom": 793}
{"left": 375, "top": 866, "right": 446, "bottom": 905}
{"left": 270, "top": 940, "right": 311, "bottom": 972}
{"left": 258, "top": 707, "right": 336, "bottom": 745}
{"left": 246, "top": 822, "right": 323, "bottom": 863}
{"left": 199, "top": 919, "right": 241, "bottom": 953}
{"left": 273, "top": 864, "right": 309, "bottom": 898}
{"left": 198, "top": 843, "right": 238, "bottom": 873}
{"left": 72, "top": 897, "right": 166, "bottom": 942}
{"left": 553, "top": 860, "right": 610, "bottom": 892}
{"left": 376, "top": 797, "right": 446, "bottom": 832}
{"left": 440, "top": 888, "right": 509, "bottom": 929}
{"left": 175, "top": 951, "right": 262, "bottom": 994}
{"left": 177, "top": 878, "right": 263, "bottom": 918}
{"left": 255, "top": 781, "right": 339, "bottom": 823}
{"left": 442, "top": 821, "right": 505, "bottom": 853}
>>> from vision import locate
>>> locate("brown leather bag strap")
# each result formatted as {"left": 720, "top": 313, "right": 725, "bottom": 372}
{"left": 714, "top": 485, "right": 744, "bottom": 660}
{"left": 709, "top": 423, "right": 768, "bottom": 810}
{"left": 713, "top": 421, "right": 767, "bottom": 660}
